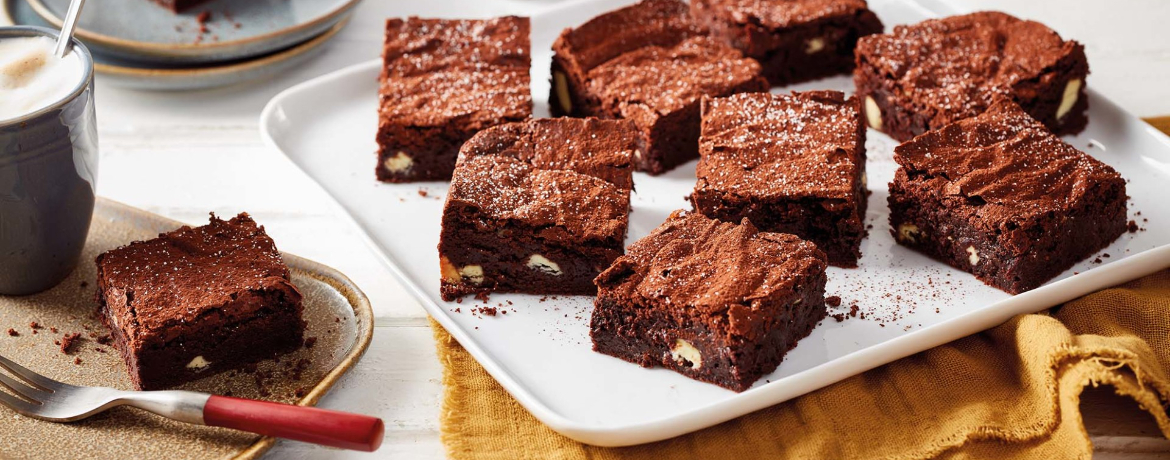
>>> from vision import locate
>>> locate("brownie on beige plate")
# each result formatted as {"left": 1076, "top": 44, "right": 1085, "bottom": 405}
{"left": 96, "top": 213, "right": 305, "bottom": 390}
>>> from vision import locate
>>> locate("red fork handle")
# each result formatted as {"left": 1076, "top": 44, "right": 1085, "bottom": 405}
{"left": 203, "top": 395, "right": 384, "bottom": 452}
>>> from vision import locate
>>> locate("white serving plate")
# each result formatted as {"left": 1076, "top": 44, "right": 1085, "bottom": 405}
{"left": 260, "top": 0, "right": 1170, "bottom": 446}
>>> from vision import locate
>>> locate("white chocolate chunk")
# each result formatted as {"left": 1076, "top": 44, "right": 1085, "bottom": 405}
{"left": 1056, "top": 78, "right": 1082, "bottom": 120}
{"left": 865, "top": 95, "right": 882, "bottom": 130}
{"left": 805, "top": 37, "right": 825, "bottom": 54}
{"left": 897, "top": 223, "right": 920, "bottom": 243}
{"left": 526, "top": 254, "right": 562, "bottom": 276}
{"left": 553, "top": 71, "right": 572, "bottom": 113}
{"left": 383, "top": 152, "right": 413, "bottom": 173}
{"left": 966, "top": 246, "right": 980, "bottom": 266}
{"left": 186, "top": 356, "right": 211, "bottom": 370}
{"left": 459, "top": 265, "right": 484, "bottom": 285}
{"left": 670, "top": 339, "right": 702, "bottom": 369}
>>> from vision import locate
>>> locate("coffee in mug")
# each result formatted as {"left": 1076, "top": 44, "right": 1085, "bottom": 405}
{"left": 0, "top": 26, "right": 98, "bottom": 295}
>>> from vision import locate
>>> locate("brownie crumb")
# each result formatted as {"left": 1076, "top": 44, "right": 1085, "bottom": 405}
{"left": 74, "top": 357, "right": 82, "bottom": 365}
{"left": 60, "top": 333, "right": 82, "bottom": 354}
{"left": 294, "top": 387, "right": 307, "bottom": 398}
{"left": 1128, "top": 220, "right": 1139, "bottom": 233}
{"left": 478, "top": 307, "right": 498, "bottom": 316}
{"left": 29, "top": 322, "right": 41, "bottom": 330}
{"left": 474, "top": 292, "right": 491, "bottom": 303}
{"left": 826, "top": 296, "right": 842, "bottom": 307}
{"left": 6, "top": 329, "right": 17, "bottom": 337}
{"left": 97, "top": 334, "right": 113, "bottom": 345}
{"left": 50, "top": 327, "right": 58, "bottom": 333}
{"left": 831, "top": 313, "right": 847, "bottom": 322}
{"left": 417, "top": 189, "right": 428, "bottom": 197}
{"left": 304, "top": 337, "right": 318, "bottom": 349}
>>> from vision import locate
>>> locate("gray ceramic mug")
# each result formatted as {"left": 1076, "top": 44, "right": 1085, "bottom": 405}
{"left": 0, "top": 26, "right": 98, "bottom": 295}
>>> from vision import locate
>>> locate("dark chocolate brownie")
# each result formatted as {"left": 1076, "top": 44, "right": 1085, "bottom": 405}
{"left": 854, "top": 11, "right": 1089, "bottom": 142}
{"left": 690, "top": 0, "right": 883, "bottom": 86}
{"left": 96, "top": 213, "right": 305, "bottom": 390}
{"left": 691, "top": 90, "right": 868, "bottom": 267}
{"left": 591, "top": 211, "right": 828, "bottom": 392}
{"left": 549, "top": 0, "right": 768, "bottom": 175}
{"left": 438, "top": 118, "right": 637, "bottom": 301}
{"left": 889, "top": 99, "right": 1126, "bottom": 294}
{"left": 149, "top": 0, "right": 211, "bottom": 12}
{"left": 376, "top": 17, "right": 533, "bottom": 182}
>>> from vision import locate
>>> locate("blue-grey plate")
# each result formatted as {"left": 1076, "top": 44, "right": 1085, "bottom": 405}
{"left": 1, "top": 0, "right": 345, "bottom": 91}
{"left": 26, "top": 0, "right": 359, "bottom": 64}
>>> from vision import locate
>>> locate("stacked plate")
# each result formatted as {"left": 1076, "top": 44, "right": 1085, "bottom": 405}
{"left": 1, "top": 0, "right": 359, "bottom": 90}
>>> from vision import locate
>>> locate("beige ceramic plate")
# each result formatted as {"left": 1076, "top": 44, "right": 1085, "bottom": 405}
{"left": 0, "top": 198, "right": 374, "bottom": 460}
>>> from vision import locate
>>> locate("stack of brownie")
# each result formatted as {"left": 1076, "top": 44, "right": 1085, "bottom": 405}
{"left": 366, "top": 1, "right": 1127, "bottom": 393}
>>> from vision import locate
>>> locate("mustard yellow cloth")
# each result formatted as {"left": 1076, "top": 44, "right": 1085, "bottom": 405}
{"left": 432, "top": 270, "right": 1170, "bottom": 459}
{"left": 432, "top": 118, "right": 1170, "bottom": 459}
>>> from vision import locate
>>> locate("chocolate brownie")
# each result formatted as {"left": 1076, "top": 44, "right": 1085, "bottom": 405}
{"left": 690, "top": 0, "right": 883, "bottom": 86}
{"left": 438, "top": 118, "right": 637, "bottom": 301}
{"left": 889, "top": 99, "right": 1126, "bottom": 294}
{"left": 855, "top": 11, "right": 1089, "bottom": 142}
{"left": 149, "top": 0, "right": 211, "bottom": 12}
{"left": 591, "top": 211, "right": 828, "bottom": 392}
{"left": 691, "top": 91, "right": 867, "bottom": 267}
{"left": 96, "top": 214, "right": 305, "bottom": 390}
{"left": 376, "top": 17, "right": 532, "bottom": 182}
{"left": 549, "top": 0, "right": 768, "bottom": 175}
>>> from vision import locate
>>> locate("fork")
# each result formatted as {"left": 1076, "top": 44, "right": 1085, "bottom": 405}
{"left": 0, "top": 353, "right": 384, "bottom": 452}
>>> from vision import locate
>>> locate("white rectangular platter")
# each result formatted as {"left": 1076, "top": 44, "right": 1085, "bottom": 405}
{"left": 260, "top": 0, "right": 1170, "bottom": 446}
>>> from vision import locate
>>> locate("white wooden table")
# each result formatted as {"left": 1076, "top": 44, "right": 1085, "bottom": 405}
{"left": 91, "top": 1, "right": 1170, "bottom": 457}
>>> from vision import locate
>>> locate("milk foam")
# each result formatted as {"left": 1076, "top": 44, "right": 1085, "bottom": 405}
{"left": 0, "top": 36, "right": 84, "bottom": 122}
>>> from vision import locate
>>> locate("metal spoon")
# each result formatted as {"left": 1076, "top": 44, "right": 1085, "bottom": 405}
{"left": 52, "top": 0, "right": 87, "bottom": 58}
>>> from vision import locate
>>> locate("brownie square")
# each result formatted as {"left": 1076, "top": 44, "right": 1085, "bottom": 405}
{"left": 591, "top": 211, "right": 828, "bottom": 392}
{"left": 96, "top": 213, "right": 305, "bottom": 390}
{"left": 889, "top": 100, "right": 1126, "bottom": 294}
{"left": 376, "top": 17, "right": 533, "bottom": 183}
{"left": 438, "top": 118, "right": 637, "bottom": 301}
{"left": 854, "top": 12, "right": 1089, "bottom": 142}
{"left": 549, "top": 0, "right": 768, "bottom": 175}
{"left": 691, "top": 91, "right": 868, "bottom": 267}
{"left": 690, "top": 0, "right": 883, "bottom": 86}
{"left": 148, "top": 0, "right": 211, "bottom": 12}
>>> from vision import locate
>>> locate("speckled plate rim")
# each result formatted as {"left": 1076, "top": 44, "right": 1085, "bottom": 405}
{"left": 25, "top": 0, "right": 360, "bottom": 60}
{"left": 0, "top": 2, "right": 347, "bottom": 84}
{"left": 97, "top": 197, "right": 376, "bottom": 460}
{"left": 92, "top": 17, "right": 346, "bottom": 80}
